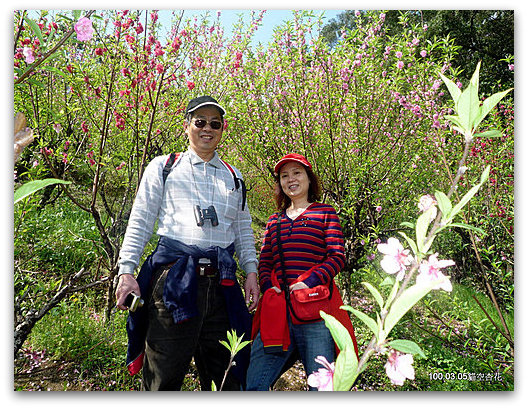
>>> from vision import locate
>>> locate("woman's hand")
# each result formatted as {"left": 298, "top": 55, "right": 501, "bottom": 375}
{"left": 289, "top": 281, "right": 309, "bottom": 292}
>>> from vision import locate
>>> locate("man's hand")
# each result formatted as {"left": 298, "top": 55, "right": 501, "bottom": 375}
{"left": 244, "top": 272, "right": 259, "bottom": 312}
{"left": 115, "top": 274, "right": 141, "bottom": 310}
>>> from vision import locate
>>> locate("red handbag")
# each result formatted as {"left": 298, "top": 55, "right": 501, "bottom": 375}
{"left": 289, "top": 278, "right": 332, "bottom": 323}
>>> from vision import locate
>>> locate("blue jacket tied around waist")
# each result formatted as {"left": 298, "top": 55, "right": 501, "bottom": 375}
{"left": 125, "top": 236, "right": 252, "bottom": 387}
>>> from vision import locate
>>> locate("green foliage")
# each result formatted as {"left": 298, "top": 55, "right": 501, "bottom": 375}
{"left": 14, "top": 178, "right": 71, "bottom": 204}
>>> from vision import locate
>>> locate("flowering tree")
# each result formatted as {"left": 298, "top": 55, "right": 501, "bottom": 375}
{"left": 308, "top": 62, "right": 511, "bottom": 391}
{"left": 221, "top": 11, "right": 463, "bottom": 301}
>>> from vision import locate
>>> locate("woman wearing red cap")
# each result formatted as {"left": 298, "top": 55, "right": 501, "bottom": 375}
{"left": 246, "top": 154, "right": 358, "bottom": 391}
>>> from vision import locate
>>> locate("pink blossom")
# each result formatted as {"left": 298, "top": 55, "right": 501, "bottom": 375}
{"left": 395, "top": 51, "right": 403, "bottom": 59}
{"left": 187, "top": 81, "right": 195, "bottom": 90}
{"left": 420, "top": 50, "right": 427, "bottom": 58}
{"left": 377, "top": 238, "right": 413, "bottom": 281}
{"left": 307, "top": 356, "right": 335, "bottom": 391}
{"left": 397, "top": 61, "right": 404, "bottom": 69}
{"left": 416, "top": 253, "right": 454, "bottom": 292}
{"left": 74, "top": 17, "right": 94, "bottom": 42}
{"left": 53, "top": 123, "right": 63, "bottom": 134}
{"left": 385, "top": 350, "right": 415, "bottom": 386}
{"left": 23, "top": 47, "right": 35, "bottom": 64}
{"left": 375, "top": 205, "right": 382, "bottom": 212}
{"left": 508, "top": 64, "right": 514, "bottom": 71}
{"left": 418, "top": 194, "right": 437, "bottom": 212}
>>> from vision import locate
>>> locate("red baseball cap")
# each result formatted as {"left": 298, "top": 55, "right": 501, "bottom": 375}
{"left": 274, "top": 153, "right": 312, "bottom": 174}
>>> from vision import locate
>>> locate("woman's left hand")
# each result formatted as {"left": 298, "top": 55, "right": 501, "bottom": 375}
{"left": 289, "top": 281, "right": 309, "bottom": 292}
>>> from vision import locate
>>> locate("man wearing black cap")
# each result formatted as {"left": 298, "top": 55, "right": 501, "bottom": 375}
{"left": 115, "top": 96, "right": 259, "bottom": 390}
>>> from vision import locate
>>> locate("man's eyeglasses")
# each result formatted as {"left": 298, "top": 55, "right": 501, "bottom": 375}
{"left": 192, "top": 119, "right": 223, "bottom": 130}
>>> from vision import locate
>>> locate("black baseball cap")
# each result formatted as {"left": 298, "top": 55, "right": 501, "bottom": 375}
{"left": 185, "top": 96, "right": 226, "bottom": 116}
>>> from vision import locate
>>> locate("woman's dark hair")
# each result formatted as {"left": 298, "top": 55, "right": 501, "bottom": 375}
{"left": 274, "top": 164, "right": 321, "bottom": 211}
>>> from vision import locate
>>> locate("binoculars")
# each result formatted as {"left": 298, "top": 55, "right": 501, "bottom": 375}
{"left": 194, "top": 204, "right": 219, "bottom": 227}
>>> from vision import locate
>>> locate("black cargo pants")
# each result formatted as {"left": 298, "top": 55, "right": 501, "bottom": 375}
{"left": 142, "top": 266, "right": 240, "bottom": 390}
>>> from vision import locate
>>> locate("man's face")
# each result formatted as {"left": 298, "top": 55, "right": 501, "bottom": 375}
{"left": 184, "top": 106, "right": 223, "bottom": 160}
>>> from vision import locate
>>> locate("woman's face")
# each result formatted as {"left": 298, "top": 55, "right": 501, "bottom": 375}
{"left": 279, "top": 161, "right": 310, "bottom": 203}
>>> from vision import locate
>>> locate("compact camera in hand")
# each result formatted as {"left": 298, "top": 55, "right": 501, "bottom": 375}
{"left": 124, "top": 292, "right": 144, "bottom": 312}
{"left": 194, "top": 204, "right": 219, "bottom": 226}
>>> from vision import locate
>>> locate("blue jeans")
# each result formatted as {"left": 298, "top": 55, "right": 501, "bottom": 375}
{"left": 246, "top": 320, "right": 335, "bottom": 391}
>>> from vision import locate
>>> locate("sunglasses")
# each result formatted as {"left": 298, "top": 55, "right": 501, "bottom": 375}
{"left": 192, "top": 119, "right": 223, "bottom": 130}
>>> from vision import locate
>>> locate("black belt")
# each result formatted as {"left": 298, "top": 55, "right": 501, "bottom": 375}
{"left": 163, "top": 262, "right": 218, "bottom": 277}
{"left": 196, "top": 263, "right": 218, "bottom": 277}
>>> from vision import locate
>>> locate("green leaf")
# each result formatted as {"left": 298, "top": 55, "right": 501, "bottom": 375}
{"left": 388, "top": 339, "right": 426, "bottom": 359}
{"left": 415, "top": 207, "right": 435, "bottom": 253}
{"left": 449, "top": 223, "right": 485, "bottom": 236}
{"left": 450, "top": 184, "right": 481, "bottom": 220}
{"left": 474, "top": 129, "right": 502, "bottom": 139}
{"left": 439, "top": 72, "right": 461, "bottom": 104}
{"left": 321, "top": 311, "right": 354, "bottom": 353}
{"left": 434, "top": 191, "right": 452, "bottom": 221}
{"left": 219, "top": 340, "right": 230, "bottom": 351}
{"left": 473, "top": 88, "right": 512, "bottom": 131}
{"left": 457, "top": 84, "right": 476, "bottom": 132}
{"left": 24, "top": 16, "right": 43, "bottom": 42}
{"left": 42, "top": 66, "right": 68, "bottom": 77}
{"left": 362, "top": 282, "right": 384, "bottom": 310}
{"left": 480, "top": 165, "right": 491, "bottom": 185}
{"left": 384, "top": 278, "right": 400, "bottom": 309}
{"left": 444, "top": 115, "right": 465, "bottom": 132}
{"left": 384, "top": 280, "right": 442, "bottom": 335}
{"left": 14, "top": 179, "right": 72, "bottom": 204}
{"left": 400, "top": 221, "right": 415, "bottom": 229}
{"left": 340, "top": 306, "right": 379, "bottom": 340}
{"left": 398, "top": 231, "right": 418, "bottom": 257}
{"left": 333, "top": 346, "right": 359, "bottom": 391}
{"left": 380, "top": 276, "right": 395, "bottom": 288}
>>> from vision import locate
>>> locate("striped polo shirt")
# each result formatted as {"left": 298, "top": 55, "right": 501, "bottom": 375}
{"left": 258, "top": 202, "right": 346, "bottom": 292}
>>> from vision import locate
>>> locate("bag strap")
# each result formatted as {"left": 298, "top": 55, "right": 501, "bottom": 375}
{"left": 275, "top": 215, "right": 289, "bottom": 294}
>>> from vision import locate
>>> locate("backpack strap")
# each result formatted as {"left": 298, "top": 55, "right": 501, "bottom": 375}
{"left": 221, "top": 159, "right": 247, "bottom": 211}
{"left": 162, "top": 153, "right": 247, "bottom": 211}
{"left": 162, "top": 152, "right": 181, "bottom": 184}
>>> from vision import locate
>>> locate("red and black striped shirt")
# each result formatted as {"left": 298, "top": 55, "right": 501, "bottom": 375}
{"left": 258, "top": 202, "right": 346, "bottom": 293}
